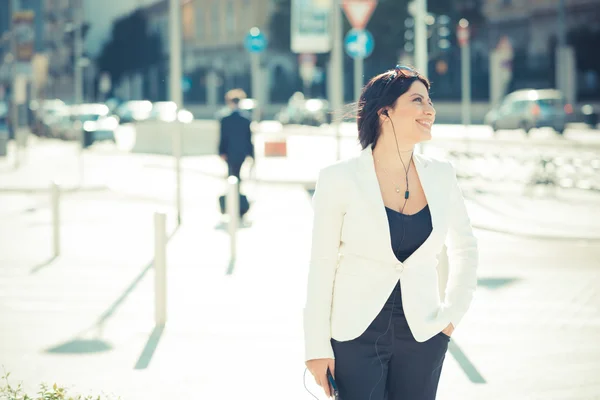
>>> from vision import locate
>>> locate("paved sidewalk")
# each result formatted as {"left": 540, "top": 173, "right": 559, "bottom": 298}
{"left": 2, "top": 137, "right": 599, "bottom": 242}
{"left": 2, "top": 180, "right": 600, "bottom": 399}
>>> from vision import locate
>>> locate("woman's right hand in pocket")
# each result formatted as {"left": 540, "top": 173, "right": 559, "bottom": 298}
{"left": 306, "top": 358, "right": 336, "bottom": 398}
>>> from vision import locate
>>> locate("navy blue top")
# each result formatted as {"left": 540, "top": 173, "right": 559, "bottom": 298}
{"left": 385, "top": 205, "right": 433, "bottom": 263}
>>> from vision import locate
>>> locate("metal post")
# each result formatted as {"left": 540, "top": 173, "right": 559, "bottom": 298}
{"left": 557, "top": 0, "right": 566, "bottom": 47}
{"left": 460, "top": 24, "right": 471, "bottom": 128}
{"left": 250, "top": 51, "right": 261, "bottom": 122}
{"left": 226, "top": 176, "right": 240, "bottom": 258}
{"left": 51, "top": 182, "right": 60, "bottom": 257}
{"left": 461, "top": 36, "right": 471, "bottom": 156}
{"left": 154, "top": 212, "right": 167, "bottom": 326}
{"left": 74, "top": 2, "right": 83, "bottom": 105}
{"left": 169, "top": 0, "right": 183, "bottom": 107}
{"left": 169, "top": 0, "right": 183, "bottom": 224}
{"left": 413, "top": 0, "right": 428, "bottom": 75}
{"left": 555, "top": 0, "right": 567, "bottom": 101}
{"left": 330, "top": 0, "right": 344, "bottom": 160}
{"left": 354, "top": 57, "right": 363, "bottom": 103}
{"left": 10, "top": 0, "right": 20, "bottom": 169}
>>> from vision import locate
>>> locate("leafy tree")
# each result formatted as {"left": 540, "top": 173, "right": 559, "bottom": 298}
{"left": 96, "top": 10, "right": 162, "bottom": 88}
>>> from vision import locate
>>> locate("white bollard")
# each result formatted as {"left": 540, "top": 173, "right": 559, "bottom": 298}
{"left": 173, "top": 123, "right": 182, "bottom": 225}
{"left": 51, "top": 182, "right": 60, "bottom": 257}
{"left": 226, "top": 176, "right": 240, "bottom": 258}
{"left": 154, "top": 212, "right": 167, "bottom": 326}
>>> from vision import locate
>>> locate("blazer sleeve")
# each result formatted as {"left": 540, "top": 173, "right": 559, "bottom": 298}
{"left": 303, "top": 166, "right": 345, "bottom": 361}
{"left": 442, "top": 162, "right": 479, "bottom": 327}
{"left": 247, "top": 120, "right": 255, "bottom": 158}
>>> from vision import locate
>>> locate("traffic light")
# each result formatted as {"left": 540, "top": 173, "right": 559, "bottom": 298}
{"left": 437, "top": 14, "right": 452, "bottom": 51}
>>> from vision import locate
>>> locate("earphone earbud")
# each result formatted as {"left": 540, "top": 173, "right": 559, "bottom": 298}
{"left": 382, "top": 110, "right": 389, "bottom": 116}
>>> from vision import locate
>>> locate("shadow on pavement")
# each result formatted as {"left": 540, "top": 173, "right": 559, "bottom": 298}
{"left": 46, "top": 338, "right": 113, "bottom": 354}
{"left": 30, "top": 256, "right": 58, "bottom": 274}
{"left": 448, "top": 340, "right": 486, "bottom": 384}
{"left": 43, "top": 224, "right": 181, "bottom": 357}
{"left": 477, "top": 277, "right": 520, "bottom": 290}
{"left": 226, "top": 257, "right": 236, "bottom": 275}
{"left": 133, "top": 324, "right": 165, "bottom": 370}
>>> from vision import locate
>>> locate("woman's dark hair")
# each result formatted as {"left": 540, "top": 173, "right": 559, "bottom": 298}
{"left": 357, "top": 66, "right": 430, "bottom": 149}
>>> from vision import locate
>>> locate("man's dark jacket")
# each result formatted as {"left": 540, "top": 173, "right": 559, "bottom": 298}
{"left": 218, "top": 109, "right": 254, "bottom": 166}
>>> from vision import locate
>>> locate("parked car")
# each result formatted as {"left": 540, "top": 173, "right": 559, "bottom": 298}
{"left": 114, "top": 100, "right": 152, "bottom": 124}
{"left": 67, "top": 104, "right": 115, "bottom": 147}
{"left": 484, "top": 89, "right": 571, "bottom": 135}
{"left": 277, "top": 92, "right": 332, "bottom": 126}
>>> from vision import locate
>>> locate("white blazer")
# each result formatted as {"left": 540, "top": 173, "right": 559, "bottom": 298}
{"left": 303, "top": 145, "right": 478, "bottom": 361}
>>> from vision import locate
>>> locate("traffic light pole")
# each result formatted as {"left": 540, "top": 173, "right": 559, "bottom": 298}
{"left": 413, "top": 0, "right": 428, "bottom": 75}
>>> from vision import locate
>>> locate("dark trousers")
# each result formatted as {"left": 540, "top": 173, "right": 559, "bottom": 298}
{"left": 331, "top": 282, "right": 449, "bottom": 400}
{"left": 227, "top": 162, "right": 243, "bottom": 181}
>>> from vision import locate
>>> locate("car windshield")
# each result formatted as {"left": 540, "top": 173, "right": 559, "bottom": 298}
{"left": 536, "top": 98, "right": 563, "bottom": 108}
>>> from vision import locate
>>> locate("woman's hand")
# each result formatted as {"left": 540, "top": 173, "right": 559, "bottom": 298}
{"left": 442, "top": 323, "right": 455, "bottom": 337}
{"left": 306, "top": 358, "right": 335, "bottom": 398}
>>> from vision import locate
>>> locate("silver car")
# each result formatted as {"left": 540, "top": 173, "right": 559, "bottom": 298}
{"left": 485, "top": 89, "right": 571, "bottom": 135}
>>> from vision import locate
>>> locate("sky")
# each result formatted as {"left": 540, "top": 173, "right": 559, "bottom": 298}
{"left": 84, "top": 0, "right": 157, "bottom": 56}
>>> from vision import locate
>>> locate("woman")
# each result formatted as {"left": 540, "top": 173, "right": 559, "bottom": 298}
{"left": 304, "top": 66, "right": 478, "bottom": 400}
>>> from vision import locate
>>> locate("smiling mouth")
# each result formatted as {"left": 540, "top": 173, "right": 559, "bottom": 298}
{"left": 416, "top": 119, "right": 433, "bottom": 129}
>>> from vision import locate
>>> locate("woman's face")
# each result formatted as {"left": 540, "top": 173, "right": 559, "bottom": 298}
{"left": 383, "top": 80, "right": 436, "bottom": 144}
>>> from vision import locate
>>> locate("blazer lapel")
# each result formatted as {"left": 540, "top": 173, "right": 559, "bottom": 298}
{"left": 403, "top": 152, "right": 441, "bottom": 265}
{"left": 356, "top": 146, "right": 398, "bottom": 263}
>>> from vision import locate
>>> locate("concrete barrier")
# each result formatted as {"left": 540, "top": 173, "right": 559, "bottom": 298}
{"left": 116, "top": 120, "right": 220, "bottom": 156}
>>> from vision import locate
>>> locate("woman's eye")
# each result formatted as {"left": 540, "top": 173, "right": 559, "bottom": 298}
{"left": 413, "top": 97, "right": 422, "bottom": 102}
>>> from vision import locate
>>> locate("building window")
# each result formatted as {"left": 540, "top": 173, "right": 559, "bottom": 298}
{"left": 211, "top": 1, "right": 220, "bottom": 38}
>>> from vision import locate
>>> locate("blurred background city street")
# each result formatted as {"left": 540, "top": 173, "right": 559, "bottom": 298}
{"left": 1, "top": 0, "right": 600, "bottom": 399}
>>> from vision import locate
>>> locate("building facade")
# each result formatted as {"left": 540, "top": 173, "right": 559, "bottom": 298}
{"left": 0, "top": 0, "right": 46, "bottom": 95}
{"left": 139, "top": 0, "right": 297, "bottom": 106}
{"left": 483, "top": 0, "right": 600, "bottom": 96}
{"left": 44, "top": 0, "right": 88, "bottom": 102}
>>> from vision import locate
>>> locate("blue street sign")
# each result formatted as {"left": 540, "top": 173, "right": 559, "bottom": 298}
{"left": 244, "top": 28, "right": 268, "bottom": 53}
{"left": 182, "top": 77, "right": 192, "bottom": 93}
{"left": 344, "top": 29, "right": 375, "bottom": 59}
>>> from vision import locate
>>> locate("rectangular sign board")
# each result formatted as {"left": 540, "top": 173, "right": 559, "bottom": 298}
{"left": 291, "top": 0, "right": 332, "bottom": 54}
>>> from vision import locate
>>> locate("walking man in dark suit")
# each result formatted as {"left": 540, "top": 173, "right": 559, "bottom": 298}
{"left": 218, "top": 89, "right": 255, "bottom": 182}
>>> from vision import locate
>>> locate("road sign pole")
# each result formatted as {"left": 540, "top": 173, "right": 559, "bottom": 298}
{"left": 245, "top": 27, "right": 268, "bottom": 122}
{"left": 170, "top": 0, "right": 183, "bottom": 225}
{"left": 342, "top": 0, "right": 378, "bottom": 115}
{"left": 331, "top": 0, "right": 344, "bottom": 161}
{"left": 250, "top": 51, "right": 261, "bottom": 122}
{"left": 354, "top": 57, "right": 363, "bottom": 102}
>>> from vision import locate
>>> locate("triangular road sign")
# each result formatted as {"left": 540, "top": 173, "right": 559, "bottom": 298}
{"left": 342, "top": 0, "right": 378, "bottom": 30}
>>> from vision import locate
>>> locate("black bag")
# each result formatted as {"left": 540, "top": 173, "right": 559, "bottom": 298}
{"left": 218, "top": 193, "right": 250, "bottom": 217}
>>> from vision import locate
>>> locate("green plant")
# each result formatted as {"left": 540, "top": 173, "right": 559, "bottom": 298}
{"left": 1, "top": 372, "right": 120, "bottom": 400}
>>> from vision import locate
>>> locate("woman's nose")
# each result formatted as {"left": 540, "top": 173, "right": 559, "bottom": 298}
{"left": 424, "top": 104, "right": 436, "bottom": 116}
